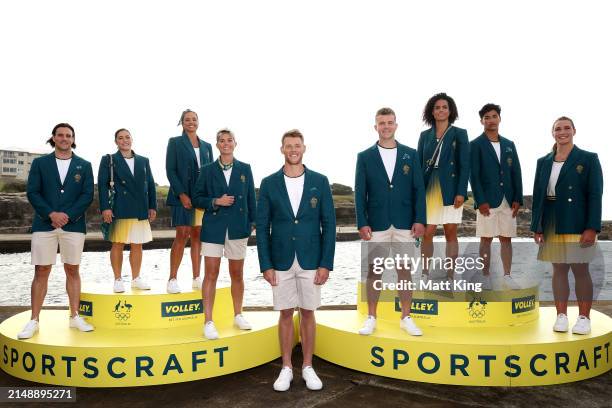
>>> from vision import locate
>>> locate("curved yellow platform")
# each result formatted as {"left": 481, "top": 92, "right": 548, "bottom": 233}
{"left": 0, "top": 309, "right": 285, "bottom": 387}
{"left": 315, "top": 307, "right": 612, "bottom": 386}
{"left": 1, "top": 287, "right": 290, "bottom": 387}
{"left": 357, "top": 284, "right": 540, "bottom": 327}
{"left": 78, "top": 285, "right": 233, "bottom": 330}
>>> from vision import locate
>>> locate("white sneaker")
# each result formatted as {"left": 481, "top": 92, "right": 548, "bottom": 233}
{"left": 234, "top": 314, "right": 252, "bottom": 330}
{"left": 302, "top": 366, "right": 323, "bottom": 390}
{"left": 503, "top": 274, "right": 520, "bottom": 290}
{"left": 17, "top": 319, "right": 39, "bottom": 339}
{"left": 482, "top": 275, "right": 492, "bottom": 291}
{"left": 69, "top": 315, "right": 94, "bottom": 332}
{"left": 400, "top": 315, "right": 423, "bottom": 336}
{"left": 358, "top": 315, "right": 376, "bottom": 335}
{"left": 572, "top": 315, "right": 591, "bottom": 335}
{"left": 113, "top": 279, "right": 125, "bottom": 293}
{"left": 192, "top": 277, "right": 202, "bottom": 290}
{"left": 167, "top": 278, "right": 181, "bottom": 294}
{"left": 553, "top": 313, "right": 569, "bottom": 332}
{"left": 273, "top": 366, "right": 293, "bottom": 392}
{"left": 203, "top": 321, "right": 219, "bottom": 339}
{"left": 131, "top": 276, "right": 151, "bottom": 290}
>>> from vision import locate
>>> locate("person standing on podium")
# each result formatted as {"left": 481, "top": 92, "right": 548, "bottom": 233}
{"left": 354, "top": 107, "right": 426, "bottom": 337}
{"left": 257, "top": 129, "right": 336, "bottom": 392}
{"left": 18, "top": 123, "right": 94, "bottom": 339}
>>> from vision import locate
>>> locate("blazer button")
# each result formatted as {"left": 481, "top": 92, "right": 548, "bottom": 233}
{"left": 122, "top": 180, "right": 126, "bottom": 184}
{"left": 500, "top": 182, "right": 503, "bottom": 186}
{"left": 123, "top": 191, "right": 127, "bottom": 195}
{"left": 292, "top": 237, "right": 295, "bottom": 241}
{"left": 569, "top": 186, "right": 573, "bottom": 190}
{"left": 294, "top": 220, "right": 299, "bottom": 224}
{"left": 500, "top": 171, "right": 503, "bottom": 175}
{"left": 451, "top": 174, "right": 455, "bottom": 178}
{"left": 568, "top": 198, "right": 572, "bottom": 202}
{"left": 239, "top": 195, "right": 243, "bottom": 199}
{"left": 213, "top": 212, "right": 217, "bottom": 215}
{"left": 390, "top": 184, "right": 394, "bottom": 189}
{"left": 450, "top": 161, "right": 454, "bottom": 165}
{"left": 240, "top": 208, "right": 243, "bottom": 212}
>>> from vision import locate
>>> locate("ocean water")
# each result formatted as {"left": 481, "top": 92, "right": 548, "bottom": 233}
{"left": 1, "top": 240, "right": 610, "bottom": 306}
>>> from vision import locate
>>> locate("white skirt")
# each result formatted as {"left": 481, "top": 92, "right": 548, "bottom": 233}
{"left": 426, "top": 171, "right": 463, "bottom": 225}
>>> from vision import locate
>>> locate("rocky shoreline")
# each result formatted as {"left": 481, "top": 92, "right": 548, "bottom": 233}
{"left": 1, "top": 192, "right": 610, "bottom": 239}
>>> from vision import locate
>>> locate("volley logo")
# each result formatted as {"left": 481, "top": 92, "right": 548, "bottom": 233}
{"left": 113, "top": 299, "right": 133, "bottom": 322}
{"left": 161, "top": 300, "right": 203, "bottom": 317}
{"left": 512, "top": 295, "right": 536, "bottom": 314}
{"left": 79, "top": 301, "right": 93, "bottom": 317}
{"left": 395, "top": 298, "right": 438, "bottom": 315}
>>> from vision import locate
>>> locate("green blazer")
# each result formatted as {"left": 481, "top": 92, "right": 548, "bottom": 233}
{"left": 354, "top": 142, "right": 426, "bottom": 231}
{"left": 417, "top": 125, "right": 470, "bottom": 204}
{"left": 192, "top": 159, "right": 257, "bottom": 244}
{"left": 256, "top": 167, "right": 336, "bottom": 272}
{"left": 531, "top": 145, "right": 603, "bottom": 234}
{"left": 165, "top": 132, "right": 213, "bottom": 207}
{"left": 27, "top": 153, "right": 94, "bottom": 233}
{"left": 98, "top": 151, "right": 157, "bottom": 220}
{"left": 470, "top": 134, "right": 523, "bottom": 209}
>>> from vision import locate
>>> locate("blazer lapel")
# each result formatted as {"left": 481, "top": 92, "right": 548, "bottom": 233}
{"left": 540, "top": 153, "right": 554, "bottom": 193}
{"left": 481, "top": 134, "right": 501, "bottom": 166}
{"left": 556, "top": 145, "right": 579, "bottom": 186}
{"left": 275, "top": 169, "right": 295, "bottom": 217}
{"left": 63, "top": 155, "right": 80, "bottom": 188}
{"left": 371, "top": 143, "right": 391, "bottom": 182}
{"left": 390, "top": 144, "right": 406, "bottom": 183}
{"left": 133, "top": 155, "right": 145, "bottom": 185}
{"left": 180, "top": 133, "right": 198, "bottom": 165}
{"left": 296, "top": 169, "right": 313, "bottom": 218}
{"left": 198, "top": 138, "right": 210, "bottom": 165}
{"left": 47, "top": 153, "right": 63, "bottom": 188}
{"left": 227, "top": 161, "right": 241, "bottom": 191}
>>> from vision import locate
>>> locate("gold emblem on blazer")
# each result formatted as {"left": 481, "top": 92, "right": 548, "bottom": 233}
{"left": 310, "top": 197, "right": 318, "bottom": 208}
{"left": 74, "top": 173, "right": 81, "bottom": 183}
{"left": 403, "top": 164, "right": 410, "bottom": 175}
{"left": 576, "top": 164, "right": 584, "bottom": 174}
{"left": 240, "top": 174, "right": 246, "bottom": 183}
{"left": 507, "top": 157, "right": 513, "bottom": 166}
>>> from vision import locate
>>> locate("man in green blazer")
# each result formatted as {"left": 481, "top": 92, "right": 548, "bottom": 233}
{"left": 257, "top": 129, "right": 335, "bottom": 392}
{"left": 18, "top": 123, "right": 94, "bottom": 339}
{"left": 470, "top": 104, "right": 523, "bottom": 290}
{"left": 355, "top": 107, "right": 426, "bottom": 337}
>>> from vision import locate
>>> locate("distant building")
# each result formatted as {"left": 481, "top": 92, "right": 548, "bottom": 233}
{"left": 0, "top": 147, "right": 46, "bottom": 181}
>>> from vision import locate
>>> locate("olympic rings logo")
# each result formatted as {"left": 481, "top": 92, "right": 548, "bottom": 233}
{"left": 468, "top": 309, "right": 486, "bottom": 319}
{"left": 115, "top": 312, "right": 131, "bottom": 321}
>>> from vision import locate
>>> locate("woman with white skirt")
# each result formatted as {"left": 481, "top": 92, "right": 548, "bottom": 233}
{"left": 417, "top": 93, "right": 470, "bottom": 281}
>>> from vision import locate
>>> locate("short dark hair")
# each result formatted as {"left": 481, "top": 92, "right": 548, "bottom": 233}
{"left": 47, "top": 123, "right": 76, "bottom": 148}
{"left": 375, "top": 107, "right": 396, "bottom": 119}
{"left": 216, "top": 128, "right": 235, "bottom": 142}
{"left": 114, "top": 128, "right": 130, "bottom": 140}
{"left": 281, "top": 129, "right": 304, "bottom": 144}
{"left": 478, "top": 103, "right": 501, "bottom": 119}
{"left": 422, "top": 93, "right": 458, "bottom": 126}
{"left": 177, "top": 109, "right": 198, "bottom": 126}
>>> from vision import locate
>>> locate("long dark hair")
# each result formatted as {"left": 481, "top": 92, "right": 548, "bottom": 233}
{"left": 46, "top": 123, "right": 76, "bottom": 148}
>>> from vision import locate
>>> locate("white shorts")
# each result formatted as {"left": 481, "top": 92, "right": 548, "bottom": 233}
{"left": 364, "top": 226, "right": 415, "bottom": 265}
{"left": 202, "top": 232, "right": 248, "bottom": 260}
{"left": 272, "top": 258, "right": 321, "bottom": 311}
{"left": 31, "top": 229, "right": 86, "bottom": 266}
{"left": 476, "top": 199, "right": 517, "bottom": 238}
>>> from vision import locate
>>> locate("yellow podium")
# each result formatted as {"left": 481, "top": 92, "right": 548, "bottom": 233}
{"left": 0, "top": 286, "right": 285, "bottom": 387}
{"left": 314, "top": 284, "right": 612, "bottom": 386}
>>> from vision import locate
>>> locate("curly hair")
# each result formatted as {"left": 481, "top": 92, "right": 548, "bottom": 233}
{"left": 422, "top": 93, "right": 458, "bottom": 126}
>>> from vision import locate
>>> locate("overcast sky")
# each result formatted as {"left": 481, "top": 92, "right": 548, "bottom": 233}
{"left": 2, "top": 1, "right": 610, "bottom": 218}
